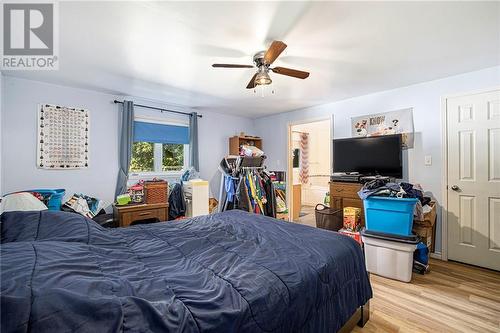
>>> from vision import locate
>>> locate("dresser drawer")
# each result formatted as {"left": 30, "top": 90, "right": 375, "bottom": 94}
{"left": 130, "top": 209, "right": 161, "bottom": 221}
{"left": 330, "top": 183, "right": 362, "bottom": 199}
{"left": 114, "top": 203, "right": 169, "bottom": 227}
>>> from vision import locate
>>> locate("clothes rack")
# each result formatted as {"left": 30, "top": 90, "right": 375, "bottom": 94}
{"left": 218, "top": 156, "right": 276, "bottom": 217}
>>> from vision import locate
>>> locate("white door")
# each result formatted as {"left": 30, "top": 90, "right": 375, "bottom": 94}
{"left": 447, "top": 89, "right": 500, "bottom": 271}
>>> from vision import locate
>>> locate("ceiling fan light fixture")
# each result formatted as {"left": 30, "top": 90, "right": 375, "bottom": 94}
{"left": 255, "top": 70, "right": 272, "bottom": 86}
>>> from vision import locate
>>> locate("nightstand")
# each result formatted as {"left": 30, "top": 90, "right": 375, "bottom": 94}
{"left": 113, "top": 202, "right": 169, "bottom": 227}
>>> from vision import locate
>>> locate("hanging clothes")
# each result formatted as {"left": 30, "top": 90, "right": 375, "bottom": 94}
{"left": 168, "top": 183, "right": 186, "bottom": 220}
{"left": 219, "top": 159, "right": 277, "bottom": 218}
{"left": 236, "top": 175, "right": 252, "bottom": 212}
{"left": 224, "top": 176, "right": 236, "bottom": 202}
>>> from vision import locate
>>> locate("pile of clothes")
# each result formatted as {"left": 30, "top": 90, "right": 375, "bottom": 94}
{"left": 63, "top": 193, "right": 107, "bottom": 218}
{"left": 358, "top": 179, "right": 432, "bottom": 220}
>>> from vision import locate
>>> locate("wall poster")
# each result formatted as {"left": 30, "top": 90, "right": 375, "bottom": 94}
{"left": 351, "top": 108, "right": 414, "bottom": 149}
{"left": 37, "top": 104, "right": 89, "bottom": 169}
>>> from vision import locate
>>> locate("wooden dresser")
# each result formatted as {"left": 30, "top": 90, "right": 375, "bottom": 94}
{"left": 329, "top": 181, "right": 365, "bottom": 226}
{"left": 113, "top": 203, "right": 169, "bottom": 227}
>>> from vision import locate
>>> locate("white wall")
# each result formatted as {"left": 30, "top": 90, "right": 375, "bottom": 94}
{"left": 254, "top": 66, "right": 500, "bottom": 253}
{"left": 1, "top": 76, "right": 254, "bottom": 203}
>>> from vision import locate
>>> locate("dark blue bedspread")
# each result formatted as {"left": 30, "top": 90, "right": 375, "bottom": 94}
{"left": 1, "top": 210, "right": 372, "bottom": 332}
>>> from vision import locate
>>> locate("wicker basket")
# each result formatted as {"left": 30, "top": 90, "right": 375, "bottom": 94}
{"left": 144, "top": 180, "right": 168, "bottom": 204}
{"left": 315, "top": 204, "right": 343, "bottom": 231}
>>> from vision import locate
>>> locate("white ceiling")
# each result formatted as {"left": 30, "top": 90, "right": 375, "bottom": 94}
{"left": 4, "top": 1, "right": 500, "bottom": 118}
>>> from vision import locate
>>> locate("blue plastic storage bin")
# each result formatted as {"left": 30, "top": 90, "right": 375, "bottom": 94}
{"left": 363, "top": 196, "right": 418, "bottom": 236}
{"left": 29, "top": 189, "right": 66, "bottom": 210}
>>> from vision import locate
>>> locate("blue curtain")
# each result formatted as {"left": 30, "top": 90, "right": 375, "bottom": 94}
{"left": 115, "top": 101, "right": 134, "bottom": 197}
{"left": 134, "top": 121, "right": 189, "bottom": 144}
{"left": 189, "top": 112, "right": 199, "bottom": 171}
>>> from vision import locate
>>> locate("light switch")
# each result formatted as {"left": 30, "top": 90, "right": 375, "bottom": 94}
{"left": 424, "top": 155, "right": 432, "bottom": 166}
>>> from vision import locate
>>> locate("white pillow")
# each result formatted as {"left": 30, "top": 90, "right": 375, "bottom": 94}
{"left": 0, "top": 192, "right": 48, "bottom": 213}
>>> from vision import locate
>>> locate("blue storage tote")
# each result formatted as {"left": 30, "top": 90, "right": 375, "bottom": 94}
{"left": 363, "top": 196, "right": 418, "bottom": 236}
{"left": 28, "top": 189, "right": 66, "bottom": 210}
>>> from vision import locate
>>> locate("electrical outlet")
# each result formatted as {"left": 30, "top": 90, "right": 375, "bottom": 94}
{"left": 424, "top": 155, "right": 432, "bottom": 166}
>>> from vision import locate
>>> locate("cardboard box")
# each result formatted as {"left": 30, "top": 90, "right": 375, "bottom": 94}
{"left": 413, "top": 225, "right": 433, "bottom": 252}
{"left": 414, "top": 201, "right": 437, "bottom": 227}
{"left": 413, "top": 201, "right": 437, "bottom": 252}
{"left": 343, "top": 207, "right": 362, "bottom": 231}
{"left": 339, "top": 228, "right": 362, "bottom": 245}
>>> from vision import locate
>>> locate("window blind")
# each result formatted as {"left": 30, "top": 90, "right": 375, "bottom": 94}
{"left": 134, "top": 121, "right": 189, "bottom": 144}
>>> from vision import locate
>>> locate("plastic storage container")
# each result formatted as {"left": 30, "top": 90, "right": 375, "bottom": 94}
{"left": 29, "top": 189, "right": 65, "bottom": 210}
{"left": 315, "top": 204, "right": 343, "bottom": 231}
{"left": 363, "top": 196, "right": 418, "bottom": 236}
{"left": 361, "top": 229, "right": 420, "bottom": 282}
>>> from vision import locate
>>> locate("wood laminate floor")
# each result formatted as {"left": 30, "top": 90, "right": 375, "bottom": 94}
{"left": 293, "top": 205, "right": 500, "bottom": 332}
{"left": 296, "top": 205, "right": 316, "bottom": 227}
{"left": 353, "top": 259, "right": 500, "bottom": 333}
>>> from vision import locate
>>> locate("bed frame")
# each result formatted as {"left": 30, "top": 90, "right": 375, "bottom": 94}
{"left": 338, "top": 300, "right": 370, "bottom": 333}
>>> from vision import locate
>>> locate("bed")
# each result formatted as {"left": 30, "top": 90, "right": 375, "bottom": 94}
{"left": 1, "top": 210, "right": 372, "bottom": 332}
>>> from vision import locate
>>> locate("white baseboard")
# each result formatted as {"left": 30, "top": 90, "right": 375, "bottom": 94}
{"left": 430, "top": 252, "right": 443, "bottom": 260}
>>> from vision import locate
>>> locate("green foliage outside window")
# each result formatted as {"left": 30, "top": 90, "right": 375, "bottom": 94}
{"left": 130, "top": 142, "right": 184, "bottom": 172}
{"left": 130, "top": 142, "right": 154, "bottom": 172}
{"left": 162, "top": 143, "right": 184, "bottom": 171}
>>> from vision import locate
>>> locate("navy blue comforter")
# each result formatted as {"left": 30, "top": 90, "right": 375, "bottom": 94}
{"left": 1, "top": 210, "right": 371, "bottom": 332}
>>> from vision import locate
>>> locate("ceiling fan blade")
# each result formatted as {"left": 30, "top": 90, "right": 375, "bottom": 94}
{"left": 271, "top": 67, "right": 309, "bottom": 79}
{"left": 263, "top": 41, "right": 287, "bottom": 65}
{"left": 212, "top": 64, "right": 254, "bottom": 68}
{"left": 246, "top": 73, "right": 258, "bottom": 89}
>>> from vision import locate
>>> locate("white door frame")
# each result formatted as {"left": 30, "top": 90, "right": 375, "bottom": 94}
{"left": 440, "top": 86, "right": 500, "bottom": 261}
{"left": 286, "top": 115, "right": 334, "bottom": 221}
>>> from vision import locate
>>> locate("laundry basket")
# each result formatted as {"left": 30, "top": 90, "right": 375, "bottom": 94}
{"left": 315, "top": 204, "right": 342, "bottom": 231}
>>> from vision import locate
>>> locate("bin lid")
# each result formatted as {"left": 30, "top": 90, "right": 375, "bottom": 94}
{"left": 361, "top": 229, "right": 420, "bottom": 244}
{"left": 363, "top": 196, "right": 419, "bottom": 203}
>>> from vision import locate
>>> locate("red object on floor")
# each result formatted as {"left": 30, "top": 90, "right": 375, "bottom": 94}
{"left": 338, "top": 228, "right": 362, "bottom": 245}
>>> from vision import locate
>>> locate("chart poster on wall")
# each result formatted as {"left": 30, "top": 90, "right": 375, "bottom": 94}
{"left": 37, "top": 104, "right": 90, "bottom": 169}
{"left": 351, "top": 108, "right": 414, "bottom": 149}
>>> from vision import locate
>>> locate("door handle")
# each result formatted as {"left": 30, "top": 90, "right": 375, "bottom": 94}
{"left": 451, "top": 185, "right": 460, "bottom": 192}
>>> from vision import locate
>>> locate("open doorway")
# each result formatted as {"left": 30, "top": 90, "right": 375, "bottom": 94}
{"left": 288, "top": 118, "right": 332, "bottom": 227}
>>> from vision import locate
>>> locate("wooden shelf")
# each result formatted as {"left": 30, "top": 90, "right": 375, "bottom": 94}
{"left": 229, "top": 135, "right": 262, "bottom": 155}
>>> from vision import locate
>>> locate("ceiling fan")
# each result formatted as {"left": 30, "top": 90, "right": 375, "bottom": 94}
{"left": 212, "top": 41, "right": 310, "bottom": 89}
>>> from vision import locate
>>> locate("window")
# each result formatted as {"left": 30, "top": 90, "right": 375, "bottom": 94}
{"left": 130, "top": 142, "right": 188, "bottom": 173}
{"left": 130, "top": 119, "right": 189, "bottom": 175}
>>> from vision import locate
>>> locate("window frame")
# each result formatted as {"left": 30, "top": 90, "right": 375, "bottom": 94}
{"left": 129, "top": 116, "right": 190, "bottom": 180}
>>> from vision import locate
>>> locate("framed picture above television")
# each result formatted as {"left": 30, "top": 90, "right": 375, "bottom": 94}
{"left": 351, "top": 108, "right": 414, "bottom": 149}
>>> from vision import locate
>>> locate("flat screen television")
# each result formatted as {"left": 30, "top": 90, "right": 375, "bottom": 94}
{"left": 332, "top": 134, "right": 403, "bottom": 178}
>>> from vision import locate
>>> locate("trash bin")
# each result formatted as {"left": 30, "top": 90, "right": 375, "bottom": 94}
{"left": 315, "top": 204, "right": 342, "bottom": 231}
